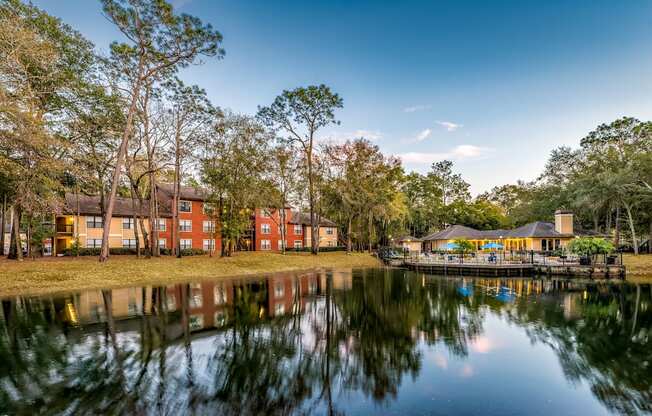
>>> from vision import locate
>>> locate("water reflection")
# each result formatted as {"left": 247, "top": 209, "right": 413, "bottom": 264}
{"left": 0, "top": 270, "right": 650, "bottom": 415}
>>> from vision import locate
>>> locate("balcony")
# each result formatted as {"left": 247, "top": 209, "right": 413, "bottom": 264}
{"left": 56, "top": 224, "right": 73, "bottom": 234}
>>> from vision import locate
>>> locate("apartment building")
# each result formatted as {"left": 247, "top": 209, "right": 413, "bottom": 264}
{"left": 51, "top": 184, "right": 338, "bottom": 255}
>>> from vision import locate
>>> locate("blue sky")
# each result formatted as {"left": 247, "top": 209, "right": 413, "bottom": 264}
{"left": 33, "top": 0, "right": 652, "bottom": 194}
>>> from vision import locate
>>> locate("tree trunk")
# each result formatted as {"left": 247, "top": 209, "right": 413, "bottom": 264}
{"left": 9, "top": 206, "right": 22, "bottom": 261}
{"left": 26, "top": 216, "right": 32, "bottom": 259}
{"left": 0, "top": 194, "right": 6, "bottom": 256}
{"left": 173, "top": 128, "right": 181, "bottom": 258}
{"left": 614, "top": 205, "right": 621, "bottom": 248}
{"left": 76, "top": 188, "right": 80, "bottom": 257}
{"left": 307, "top": 140, "right": 318, "bottom": 255}
{"left": 149, "top": 177, "right": 159, "bottom": 257}
{"left": 346, "top": 216, "right": 352, "bottom": 254}
{"left": 623, "top": 202, "right": 638, "bottom": 255}
{"left": 368, "top": 214, "right": 373, "bottom": 253}
{"left": 129, "top": 187, "right": 141, "bottom": 259}
{"left": 99, "top": 75, "right": 143, "bottom": 262}
{"left": 279, "top": 208, "right": 286, "bottom": 255}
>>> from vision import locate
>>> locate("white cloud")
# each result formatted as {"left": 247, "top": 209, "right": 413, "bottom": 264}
{"left": 415, "top": 128, "right": 432, "bottom": 142}
{"left": 403, "top": 105, "right": 431, "bottom": 113}
{"left": 318, "top": 129, "right": 382, "bottom": 144}
{"left": 436, "top": 120, "right": 463, "bottom": 132}
{"left": 399, "top": 145, "right": 492, "bottom": 164}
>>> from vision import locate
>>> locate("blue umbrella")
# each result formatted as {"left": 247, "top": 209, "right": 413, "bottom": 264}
{"left": 482, "top": 242, "right": 503, "bottom": 250}
{"left": 445, "top": 242, "right": 457, "bottom": 250}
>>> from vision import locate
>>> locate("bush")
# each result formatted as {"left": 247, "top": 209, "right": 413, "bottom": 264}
{"left": 285, "top": 246, "right": 345, "bottom": 253}
{"left": 62, "top": 247, "right": 196, "bottom": 256}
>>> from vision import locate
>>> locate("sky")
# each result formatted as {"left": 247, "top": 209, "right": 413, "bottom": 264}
{"left": 33, "top": 0, "right": 652, "bottom": 194}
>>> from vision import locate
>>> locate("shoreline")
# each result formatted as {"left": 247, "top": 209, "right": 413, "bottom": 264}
{"left": 0, "top": 252, "right": 381, "bottom": 298}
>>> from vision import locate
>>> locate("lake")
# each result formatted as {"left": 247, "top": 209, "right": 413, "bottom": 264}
{"left": 0, "top": 268, "right": 650, "bottom": 415}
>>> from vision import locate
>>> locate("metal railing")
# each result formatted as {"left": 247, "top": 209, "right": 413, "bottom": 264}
{"left": 56, "top": 224, "right": 73, "bottom": 233}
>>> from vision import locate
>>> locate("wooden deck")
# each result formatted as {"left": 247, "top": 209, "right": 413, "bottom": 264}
{"left": 400, "top": 259, "right": 626, "bottom": 278}
{"left": 403, "top": 260, "right": 534, "bottom": 277}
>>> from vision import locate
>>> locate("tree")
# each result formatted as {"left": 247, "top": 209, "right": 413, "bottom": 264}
{"left": 0, "top": 0, "right": 97, "bottom": 260}
{"left": 568, "top": 237, "right": 614, "bottom": 264}
{"left": 200, "top": 113, "right": 271, "bottom": 256}
{"left": 165, "top": 79, "right": 218, "bottom": 257}
{"left": 98, "top": 0, "right": 224, "bottom": 262}
{"left": 258, "top": 85, "right": 343, "bottom": 254}
{"left": 452, "top": 238, "right": 475, "bottom": 261}
{"left": 323, "top": 139, "right": 405, "bottom": 252}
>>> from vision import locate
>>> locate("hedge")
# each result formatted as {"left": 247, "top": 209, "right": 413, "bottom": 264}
{"left": 62, "top": 247, "right": 205, "bottom": 256}
{"left": 285, "top": 246, "right": 345, "bottom": 253}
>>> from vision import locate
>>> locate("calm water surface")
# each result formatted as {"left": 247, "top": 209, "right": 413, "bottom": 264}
{"left": 0, "top": 268, "right": 650, "bottom": 415}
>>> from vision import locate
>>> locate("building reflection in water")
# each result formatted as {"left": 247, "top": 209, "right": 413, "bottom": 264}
{"left": 0, "top": 270, "right": 649, "bottom": 415}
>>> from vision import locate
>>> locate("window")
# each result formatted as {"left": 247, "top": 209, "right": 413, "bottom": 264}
{"left": 189, "top": 315, "right": 203, "bottom": 331}
{"left": 308, "top": 280, "right": 317, "bottom": 295}
{"left": 275, "top": 282, "right": 284, "bottom": 299}
{"left": 261, "top": 223, "right": 271, "bottom": 234}
{"left": 203, "top": 239, "right": 215, "bottom": 252}
{"left": 166, "top": 292, "right": 177, "bottom": 311}
{"left": 179, "top": 220, "right": 192, "bottom": 232}
{"left": 190, "top": 283, "right": 203, "bottom": 308}
{"left": 214, "top": 285, "right": 227, "bottom": 305}
{"left": 274, "top": 303, "right": 285, "bottom": 316}
{"left": 122, "top": 217, "right": 134, "bottom": 229}
{"left": 278, "top": 240, "right": 285, "bottom": 250}
{"left": 180, "top": 239, "right": 192, "bottom": 250}
{"left": 203, "top": 220, "right": 215, "bottom": 233}
{"left": 154, "top": 218, "right": 166, "bottom": 231}
{"left": 294, "top": 240, "right": 302, "bottom": 249}
{"left": 541, "top": 239, "right": 547, "bottom": 251}
{"left": 555, "top": 239, "right": 560, "bottom": 250}
{"left": 327, "top": 240, "right": 335, "bottom": 247}
{"left": 214, "top": 310, "right": 227, "bottom": 327}
{"left": 202, "top": 202, "right": 216, "bottom": 215}
{"left": 158, "top": 238, "right": 166, "bottom": 248}
{"left": 122, "top": 239, "right": 137, "bottom": 249}
{"left": 179, "top": 200, "right": 192, "bottom": 212}
{"left": 86, "top": 216, "right": 103, "bottom": 229}
{"left": 86, "top": 238, "right": 102, "bottom": 248}
{"left": 261, "top": 239, "right": 271, "bottom": 250}
{"left": 325, "top": 227, "right": 334, "bottom": 235}
{"left": 294, "top": 224, "right": 302, "bottom": 235}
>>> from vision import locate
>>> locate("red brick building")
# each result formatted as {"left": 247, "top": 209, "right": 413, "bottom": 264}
{"left": 52, "top": 184, "right": 338, "bottom": 254}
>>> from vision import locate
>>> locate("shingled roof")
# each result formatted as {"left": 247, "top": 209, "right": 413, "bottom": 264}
{"left": 423, "top": 221, "right": 573, "bottom": 241}
{"left": 157, "top": 183, "right": 208, "bottom": 201}
{"left": 63, "top": 194, "right": 172, "bottom": 217}
{"left": 290, "top": 212, "right": 337, "bottom": 227}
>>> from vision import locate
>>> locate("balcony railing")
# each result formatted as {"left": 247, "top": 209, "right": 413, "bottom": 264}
{"left": 56, "top": 224, "right": 73, "bottom": 233}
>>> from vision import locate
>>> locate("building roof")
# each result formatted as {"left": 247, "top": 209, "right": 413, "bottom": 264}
{"left": 157, "top": 183, "right": 208, "bottom": 201}
{"left": 63, "top": 193, "right": 172, "bottom": 218}
{"left": 290, "top": 212, "right": 337, "bottom": 227}
{"left": 423, "top": 221, "right": 573, "bottom": 241}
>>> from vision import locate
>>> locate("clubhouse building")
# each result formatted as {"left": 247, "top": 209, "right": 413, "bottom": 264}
{"left": 51, "top": 184, "right": 338, "bottom": 256}
{"left": 422, "top": 210, "right": 576, "bottom": 252}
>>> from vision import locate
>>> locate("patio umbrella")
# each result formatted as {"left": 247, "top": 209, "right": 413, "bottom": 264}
{"left": 482, "top": 242, "right": 503, "bottom": 250}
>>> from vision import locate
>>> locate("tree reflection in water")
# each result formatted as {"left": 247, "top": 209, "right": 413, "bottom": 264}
{"left": 0, "top": 270, "right": 649, "bottom": 415}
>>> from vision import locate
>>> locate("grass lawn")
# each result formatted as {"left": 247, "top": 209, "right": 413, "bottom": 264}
{"left": 623, "top": 253, "right": 652, "bottom": 281}
{"left": 0, "top": 251, "right": 381, "bottom": 297}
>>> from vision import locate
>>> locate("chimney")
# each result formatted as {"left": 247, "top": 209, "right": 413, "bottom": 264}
{"left": 555, "top": 210, "right": 573, "bottom": 235}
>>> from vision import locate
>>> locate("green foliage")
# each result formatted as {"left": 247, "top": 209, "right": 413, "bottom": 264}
{"left": 452, "top": 238, "right": 475, "bottom": 253}
{"left": 61, "top": 247, "right": 208, "bottom": 256}
{"left": 568, "top": 238, "right": 615, "bottom": 257}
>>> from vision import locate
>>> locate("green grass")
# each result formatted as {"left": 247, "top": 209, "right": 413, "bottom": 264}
{"left": 0, "top": 251, "right": 381, "bottom": 297}
{"left": 623, "top": 253, "right": 652, "bottom": 281}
